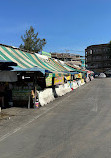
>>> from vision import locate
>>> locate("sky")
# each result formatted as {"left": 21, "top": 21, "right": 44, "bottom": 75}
{"left": 0, "top": 0, "right": 111, "bottom": 56}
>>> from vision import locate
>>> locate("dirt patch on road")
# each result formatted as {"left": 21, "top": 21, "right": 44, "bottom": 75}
{"left": 0, "top": 112, "right": 15, "bottom": 120}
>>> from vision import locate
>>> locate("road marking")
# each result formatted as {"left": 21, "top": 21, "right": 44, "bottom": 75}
{"left": 91, "top": 104, "right": 98, "bottom": 112}
{"left": 0, "top": 92, "right": 73, "bottom": 142}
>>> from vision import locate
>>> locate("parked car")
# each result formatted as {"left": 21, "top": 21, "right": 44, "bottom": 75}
{"left": 104, "top": 70, "right": 111, "bottom": 77}
{"left": 94, "top": 72, "right": 100, "bottom": 78}
{"left": 99, "top": 73, "right": 106, "bottom": 78}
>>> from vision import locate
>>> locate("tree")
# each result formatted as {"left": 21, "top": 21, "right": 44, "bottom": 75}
{"left": 109, "top": 41, "right": 111, "bottom": 49}
{"left": 19, "top": 26, "right": 46, "bottom": 53}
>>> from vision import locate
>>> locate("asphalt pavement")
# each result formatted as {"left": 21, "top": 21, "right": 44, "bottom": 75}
{"left": 0, "top": 78, "right": 111, "bottom": 158}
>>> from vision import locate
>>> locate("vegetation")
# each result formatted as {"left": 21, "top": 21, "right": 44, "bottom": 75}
{"left": 109, "top": 41, "right": 111, "bottom": 49}
{"left": 19, "top": 26, "right": 46, "bottom": 53}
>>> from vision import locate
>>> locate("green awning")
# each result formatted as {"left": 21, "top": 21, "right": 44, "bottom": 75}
{"left": 0, "top": 44, "right": 86, "bottom": 76}
{"left": 0, "top": 45, "right": 67, "bottom": 74}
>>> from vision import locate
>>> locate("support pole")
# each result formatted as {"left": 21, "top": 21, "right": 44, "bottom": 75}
{"left": 28, "top": 94, "right": 30, "bottom": 109}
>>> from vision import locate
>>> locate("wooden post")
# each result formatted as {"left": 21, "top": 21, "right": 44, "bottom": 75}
{"left": 34, "top": 86, "right": 37, "bottom": 108}
{"left": 28, "top": 94, "right": 30, "bottom": 109}
{"left": 2, "top": 97, "right": 4, "bottom": 108}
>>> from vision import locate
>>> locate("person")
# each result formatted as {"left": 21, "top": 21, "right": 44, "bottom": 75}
{"left": 64, "top": 76, "right": 67, "bottom": 83}
{"left": 0, "top": 83, "right": 5, "bottom": 109}
{"left": 89, "top": 74, "right": 91, "bottom": 81}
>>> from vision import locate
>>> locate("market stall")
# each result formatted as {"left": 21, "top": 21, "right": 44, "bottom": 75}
{"left": 11, "top": 67, "right": 46, "bottom": 108}
{"left": 0, "top": 60, "right": 17, "bottom": 109}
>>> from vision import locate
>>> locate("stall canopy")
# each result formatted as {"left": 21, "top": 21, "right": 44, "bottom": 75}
{"left": 70, "top": 72, "right": 79, "bottom": 75}
{"left": 53, "top": 59, "right": 76, "bottom": 72}
{"left": 0, "top": 71, "right": 17, "bottom": 82}
{"left": 0, "top": 60, "right": 18, "bottom": 82}
{"left": 11, "top": 66, "right": 45, "bottom": 74}
{"left": 0, "top": 44, "right": 84, "bottom": 76}
{"left": 65, "top": 63, "right": 87, "bottom": 74}
{"left": 54, "top": 59, "right": 87, "bottom": 74}
{"left": 0, "top": 44, "right": 69, "bottom": 74}
{"left": 0, "top": 60, "right": 17, "bottom": 70}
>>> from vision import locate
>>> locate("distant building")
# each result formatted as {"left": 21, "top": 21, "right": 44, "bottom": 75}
{"left": 85, "top": 44, "right": 111, "bottom": 72}
{"left": 51, "top": 52, "right": 84, "bottom": 67}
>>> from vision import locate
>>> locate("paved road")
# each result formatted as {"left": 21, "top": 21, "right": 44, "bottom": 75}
{"left": 0, "top": 78, "right": 111, "bottom": 158}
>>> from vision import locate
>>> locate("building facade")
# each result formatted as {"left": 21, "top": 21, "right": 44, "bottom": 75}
{"left": 51, "top": 52, "right": 84, "bottom": 67}
{"left": 85, "top": 44, "right": 111, "bottom": 72}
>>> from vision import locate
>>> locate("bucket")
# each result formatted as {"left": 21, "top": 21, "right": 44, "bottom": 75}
{"left": 35, "top": 101, "right": 39, "bottom": 108}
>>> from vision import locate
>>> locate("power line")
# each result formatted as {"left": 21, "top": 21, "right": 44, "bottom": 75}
{"left": 59, "top": 49, "right": 84, "bottom": 53}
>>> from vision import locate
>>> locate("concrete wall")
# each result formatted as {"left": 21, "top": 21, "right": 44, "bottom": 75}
{"left": 38, "top": 80, "right": 86, "bottom": 106}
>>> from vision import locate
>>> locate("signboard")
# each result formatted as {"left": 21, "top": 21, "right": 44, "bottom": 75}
{"left": 54, "top": 77, "right": 64, "bottom": 85}
{"left": 42, "top": 51, "right": 51, "bottom": 58}
{"left": 66, "top": 75, "right": 71, "bottom": 81}
{"left": 75, "top": 73, "right": 82, "bottom": 79}
{"left": 45, "top": 73, "right": 52, "bottom": 87}
{"left": 67, "top": 81, "right": 72, "bottom": 88}
{"left": 12, "top": 89, "right": 30, "bottom": 100}
{"left": 12, "top": 83, "right": 33, "bottom": 101}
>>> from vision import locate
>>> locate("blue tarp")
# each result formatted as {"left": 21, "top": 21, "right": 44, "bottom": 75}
{"left": 11, "top": 66, "right": 45, "bottom": 74}
{"left": 70, "top": 72, "right": 79, "bottom": 75}
{"left": 63, "top": 71, "right": 79, "bottom": 75}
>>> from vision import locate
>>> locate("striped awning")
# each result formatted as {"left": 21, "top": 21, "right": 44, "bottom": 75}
{"left": 55, "top": 59, "right": 86, "bottom": 74}
{"left": 0, "top": 45, "right": 68, "bottom": 74}
{"left": 66, "top": 63, "right": 87, "bottom": 73}
{"left": 63, "top": 64, "right": 77, "bottom": 72}
{"left": 0, "top": 44, "right": 86, "bottom": 76}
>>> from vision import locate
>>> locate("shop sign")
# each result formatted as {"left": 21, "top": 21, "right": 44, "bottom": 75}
{"left": 54, "top": 77, "right": 64, "bottom": 85}
{"left": 81, "top": 79, "right": 84, "bottom": 83}
{"left": 46, "top": 73, "right": 52, "bottom": 87}
{"left": 12, "top": 89, "right": 31, "bottom": 100}
{"left": 66, "top": 75, "right": 71, "bottom": 80}
{"left": 75, "top": 73, "right": 82, "bottom": 79}
{"left": 67, "top": 81, "right": 72, "bottom": 88}
{"left": 42, "top": 51, "right": 51, "bottom": 58}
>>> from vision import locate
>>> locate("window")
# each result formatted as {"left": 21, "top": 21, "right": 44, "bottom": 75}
{"left": 93, "top": 49, "right": 95, "bottom": 53}
{"left": 90, "top": 50, "right": 92, "bottom": 54}
{"left": 103, "top": 48, "right": 106, "bottom": 52}
{"left": 96, "top": 56, "right": 101, "bottom": 60}
{"left": 87, "top": 57, "right": 91, "bottom": 61}
{"left": 103, "top": 56, "right": 108, "bottom": 59}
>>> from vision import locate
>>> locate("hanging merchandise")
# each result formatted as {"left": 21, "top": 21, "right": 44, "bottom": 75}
{"left": 54, "top": 76, "right": 64, "bottom": 85}
{"left": 45, "top": 73, "right": 52, "bottom": 87}
{"left": 66, "top": 75, "right": 71, "bottom": 81}
{"left": 34, "top": 88, "right": 39, "bottom": 108}
{"left": 75, "top": 73, "right": 82, "bottom": 79}
{"left": 81, "top": 79, "right": 84, "bottom": 83}
{"left": 35, "top": 98, "right": 39, "bottom": 108}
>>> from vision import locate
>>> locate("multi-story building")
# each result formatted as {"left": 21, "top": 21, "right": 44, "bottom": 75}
{"left": 85, "top": 44, "right": 111, "bottom": 72}
{"left": 51, "top": 52, "right": 84, "bottom": 67}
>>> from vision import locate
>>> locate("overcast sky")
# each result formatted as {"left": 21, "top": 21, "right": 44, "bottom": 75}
{"left": 0, "top": 0, "right": 111, "bottom": 55}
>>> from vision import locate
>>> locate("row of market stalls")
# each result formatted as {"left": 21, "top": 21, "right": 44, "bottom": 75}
{"left": 0, "top": 44, "right": 94, "bottom": 110}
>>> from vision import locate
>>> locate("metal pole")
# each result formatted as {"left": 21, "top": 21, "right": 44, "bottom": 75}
{"left": 28, "top": 94, "right": 30, "bottom": 109}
